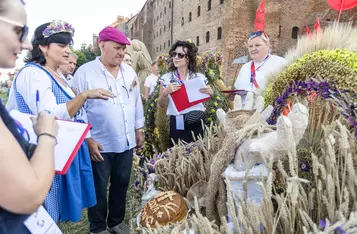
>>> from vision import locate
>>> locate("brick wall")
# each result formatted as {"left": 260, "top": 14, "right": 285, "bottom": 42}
{"left": 130, "top": 0, "right": 357, "bottom": 86}
{"left": 151, "top": 0, "right": 173, "bottom": 57}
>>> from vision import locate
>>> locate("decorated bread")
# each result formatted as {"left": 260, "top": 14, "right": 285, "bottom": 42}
{"left": 140, "top": 191, "right": 188, "bottom": 228}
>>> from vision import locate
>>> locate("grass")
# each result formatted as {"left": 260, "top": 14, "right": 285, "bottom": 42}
{"left": 59, "top": 166, "right": 136, "bottom": 234}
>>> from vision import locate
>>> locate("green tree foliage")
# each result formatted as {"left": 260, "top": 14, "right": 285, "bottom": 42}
{"left": 73, "top": 44, "right": 100, "bottom": 68}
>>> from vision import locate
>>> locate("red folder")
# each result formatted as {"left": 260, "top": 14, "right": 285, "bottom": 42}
{"left": 56, "top": 123, "right": 91, "bottom": 175}
{"left": 170, "top": 83, "right": 210, "bottom": 112}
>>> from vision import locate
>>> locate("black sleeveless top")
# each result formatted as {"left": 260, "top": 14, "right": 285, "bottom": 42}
{"left": 0, "top": 103, "right": 31, "bottom": 233}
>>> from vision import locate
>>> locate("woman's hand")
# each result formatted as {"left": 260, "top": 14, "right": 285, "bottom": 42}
{"left": 82, "top": 88, "right": 114, "bottom": 100}
{"left": 31, "top": 112, "right": 58, "bottom": 137}
{"left": 199, "top": 85, "right": 213, "bottom": 95}
{"left": 164, "top": 84, "right": 181, "bottom": 95}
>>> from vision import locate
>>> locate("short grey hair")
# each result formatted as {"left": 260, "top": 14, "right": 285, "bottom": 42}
{"left": 70, "top": 52, "right": 78, "bottom": 59}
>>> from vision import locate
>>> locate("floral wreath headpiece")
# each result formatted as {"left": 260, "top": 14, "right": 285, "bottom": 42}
{"left": 42, "top": 20, "right": 75, "bottom": 38}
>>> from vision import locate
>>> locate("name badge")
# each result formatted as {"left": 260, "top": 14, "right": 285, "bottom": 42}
{"left": 24, "top": 206, "right": 62, "bottom": 234}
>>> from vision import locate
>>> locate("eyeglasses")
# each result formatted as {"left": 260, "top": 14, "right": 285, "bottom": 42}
{"left": 0, "top": 16, "right": 29, "bottom": 42}
{"left": 248, "top": 31, "right": 269, "bottom": 40}
{"left": 172, "top": 52, "right": 186, "bottom": 59}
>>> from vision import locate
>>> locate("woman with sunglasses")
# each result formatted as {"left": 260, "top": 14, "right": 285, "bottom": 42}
{"left": 234, "top": 31, "right": 286, "bottom": 96}
{"left": 0, "top": 0, "right": 60, "bottom": 233}
{"left": 6, "top": 21, "right": 114, "bottom": 223}
{"left": 158, "top": 40, "right": 213, "bottom": 146}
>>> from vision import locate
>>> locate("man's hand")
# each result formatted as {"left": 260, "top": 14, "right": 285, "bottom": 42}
{"left": 136, "top": 129, "right": 145, "bottom": 148}
{"left": 87, "top": 137, "right": 104, "bottom": 162}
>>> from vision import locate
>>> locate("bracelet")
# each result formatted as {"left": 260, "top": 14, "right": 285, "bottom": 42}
{"left": 37, "top": 133, "right": 57, "bottom": 144}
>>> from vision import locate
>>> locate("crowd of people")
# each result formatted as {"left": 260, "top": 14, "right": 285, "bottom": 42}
{"left": 0, "top": 0, "right": 286, "bottom": 233}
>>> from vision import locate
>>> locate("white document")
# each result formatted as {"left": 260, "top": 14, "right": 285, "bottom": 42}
{"left": 184, "top": 77, "right": 210, "bottom": 103}
{"left": 176, "top": 115, "right": 185, "bottom": 130}
{"left": 24, "top": 206, "right": 62, "bottom": 234}
{"left": 10, "top": 110, "right": 90, "bottom": 174}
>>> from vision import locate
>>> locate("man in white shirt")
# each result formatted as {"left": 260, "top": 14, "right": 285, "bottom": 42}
{"left": 58, "top": 52, "right": 78, "bottom": 87}
{"left": 144, "top": 61, "right": 159, "bottom": 101}
{"left": 72, "top": 27, "right": 145, "bottom": 234}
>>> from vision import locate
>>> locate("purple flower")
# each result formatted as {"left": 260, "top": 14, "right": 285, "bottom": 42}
{"left": 135, "top": 181, "right": 140, "bottom": 187}
{"left": 349, "top": 116, "right": 357, "bottom": 127}
{"left": 336, "top": 227, "right": 346, "bottom": 234}
{"left": 320, "top": 220, "right": 326, "bottom": 229}
{"left": 300, "top": 161, "right": 310, "bottom": 172}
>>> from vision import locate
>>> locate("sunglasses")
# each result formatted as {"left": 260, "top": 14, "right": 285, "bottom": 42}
{"left": 248, "top": 31, "right": 269, "bottom": 40}
{"left": 172, "top": 52, "right": 186, "bottom": 59}
{"left": 0, "top": 16, "right": 29, "bottom": 42}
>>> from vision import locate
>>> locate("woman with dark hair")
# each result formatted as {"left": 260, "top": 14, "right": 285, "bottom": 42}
{"left": 0, "top": 0, "right": 59, "bottom": 233}
{"left": 158, "top": 40, "right": 213, "bottom": 146}
{"left": 6, "top": 20, "right": 114, "bottom": 223}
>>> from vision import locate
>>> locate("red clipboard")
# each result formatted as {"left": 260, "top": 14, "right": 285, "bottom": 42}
{"left": 56, "top": 123, "right": 91, "bottom": 175}
{"left": 170, "top": 83, "right": 210, "bottom": 112}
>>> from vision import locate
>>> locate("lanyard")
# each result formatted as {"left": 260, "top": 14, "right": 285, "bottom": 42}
{"left": 102, "top": 65, "right": 130, "bottom": 99}
{"left": 176, "top": 70, "right": 183, "bottom": 84}
{"left": 250, "top": 54, "right": 270, "bottom": 89}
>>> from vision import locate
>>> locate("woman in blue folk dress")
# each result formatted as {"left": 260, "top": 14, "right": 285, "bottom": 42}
{"left": 6, "top": 20, "right": 114, "bottom": 222}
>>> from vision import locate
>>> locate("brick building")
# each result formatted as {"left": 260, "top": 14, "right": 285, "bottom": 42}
{"left": 103, "top": 0, "right": 357, "bottom": 85}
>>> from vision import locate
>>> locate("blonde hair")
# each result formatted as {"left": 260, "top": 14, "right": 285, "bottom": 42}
{"left": 248, "top": 34, "right": 270, "bottom": 46}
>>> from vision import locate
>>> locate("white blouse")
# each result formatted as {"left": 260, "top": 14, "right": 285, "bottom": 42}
{"left": 234, "top": 55, "right": 287, "bottom": 92}
{"left": 6, "top": 65, "right": 72, "bottom": 120}
{"left": 160, "top": 72, "right": 208, "bottom": 116}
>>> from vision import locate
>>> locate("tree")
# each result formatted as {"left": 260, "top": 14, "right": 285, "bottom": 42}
{"left": 73, "top": 43, "right": 100, "bottom": 68}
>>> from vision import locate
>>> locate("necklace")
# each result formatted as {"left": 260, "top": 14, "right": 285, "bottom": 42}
{"left": 45, "top": 65, "right": 60, "bottom": 77}
{"left": 45, "top": 65, "right": 68, "bottom": 86}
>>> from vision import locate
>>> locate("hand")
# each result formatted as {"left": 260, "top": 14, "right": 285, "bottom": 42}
{"left": 164, "top": 84, "right": 181, "bottom": 95}
{"left": 31, "top": 111, "right": 58, "bottom": 137}
{"left": 83, "top": 88, "right": 114, "bottom": 100}
{"left": 136, "top": 129, "right": 145, "bottom": 148}
{"left": 87, "top": 138, "right": 104, "bottom": 162}
{"left": 199, "top": 85, "right": 213, "bottom": 95}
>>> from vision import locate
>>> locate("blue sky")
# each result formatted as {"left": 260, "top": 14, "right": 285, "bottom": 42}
{"left": 1, "top": 0, "right": 146, "bottom": 77}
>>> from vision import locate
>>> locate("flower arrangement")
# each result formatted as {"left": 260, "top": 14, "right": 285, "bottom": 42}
{"left": 42, "top": 20, "right": 75, "bottom": 38}
{"left": 265, "top": 49, "right": 357, "bottom": 107}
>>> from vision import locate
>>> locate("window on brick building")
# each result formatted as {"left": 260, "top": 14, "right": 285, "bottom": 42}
{"left": 169, "top": 21, "right": 171, "bottom": 29}
{"left": 217, "top": 27, "right": 222, "bottom": 40}
{"left": 157, "top": 31, "right": 158, "bottom": 37}
{"left": 160, "top": 28, "right": 162, "bottom": 35}
{"left": 160, "top": 45, "right": 162, "bottom": 51}
{"left": 157, "top": 15, "right": 159, "bottom": 21}
{"left": 164, "top": 43, "right": 166, "bottom": 49}
{"left": 189, "top": 12, "right": 192, "bottom": 22}
{"left": 196, "top": 36, "right": 200, "bottom": 46}
{"left": 207, "top": 0, "right": 211, "bottom": 11}
{"left": 154, "top": 19, "right": 155, "bottom": 24}
{"left": 164, "top": 7, "right": 166, "bottom": 14}
{"left": 292, "top": 26, "right": 299, "bottom": 39}
{"left": 164, "top": 25, "right": 166, "bottom": 32}
{"left": 197, "top": 6, "right": 201, "bottom": 17}
{"left": 220, "top": 0, "right": 224, "bottom": 4}
{"left": 160, "top": 12, "right": 162, "bottom": 18}
{"left": 181, "top": 17, "right": 184, "bottom": 26}
{"left": 157, "top": 47, "right": 158, "bottom": 52}
{"left": 168, "top": 40, "right": 171, "bottom": 46}
{"left": 206, "top": 31, "right": 210, "bottom": 43}
{"left": 169, "top": 1, "right": 171, "bottom": 8}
